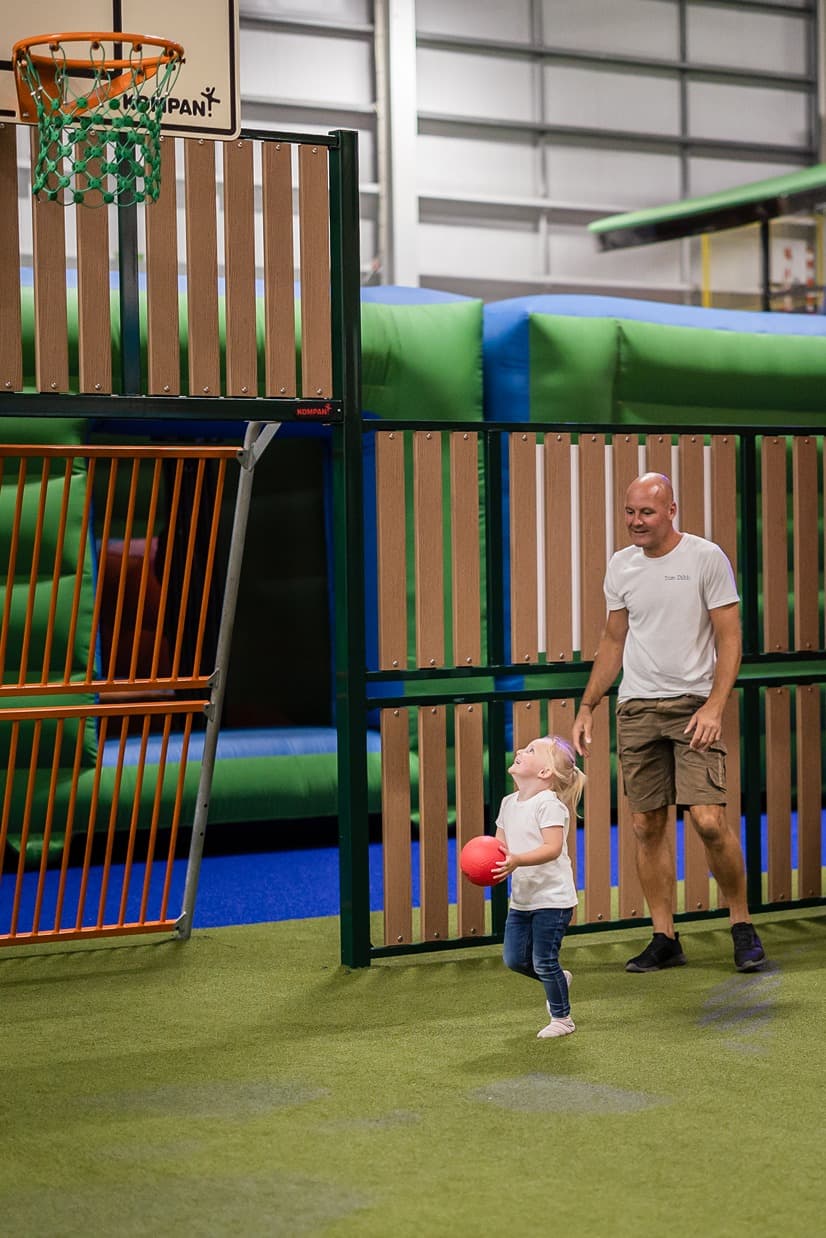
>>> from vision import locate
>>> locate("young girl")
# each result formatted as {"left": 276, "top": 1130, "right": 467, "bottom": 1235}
{"left": 492, "top": 735, "right": 586, "bottom": 1039}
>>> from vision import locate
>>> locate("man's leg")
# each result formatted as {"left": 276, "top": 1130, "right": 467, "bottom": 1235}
{"left": 631, "top": 806, "right": 677, "bottom": 936}
{"left": 687, "top": 804, "right": 748, "bottom": 924}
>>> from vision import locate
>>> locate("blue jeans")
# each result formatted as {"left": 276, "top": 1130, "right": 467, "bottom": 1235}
{"left": 503, "top": 906, "right": 574, "bottom": 1018}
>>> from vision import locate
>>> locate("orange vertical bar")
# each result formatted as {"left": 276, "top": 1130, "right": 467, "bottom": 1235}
{"left": 41, "top": 459, "right": 74, "bottom": 683}
{"left": 382, "top": 707, "right": 413, "bottom": 947}
{"left": 0, "top": 460, "right": 27, "bottom": 685}
{"left": 106, "top": 459, "right": 141, "bottom": 681}
{"left": 223, "top": 137, "right": 258, "bottom": 397}
{"left": 140, "top": 715, "right": 175, "bottom": 922}
{"left": 86, "top": 458, "right": 119, "bottom": 681}
{"left": 11, "top": 723, "right": 43, "bottom": 935}
{"left": 128, "top": 460, "right": 163, "bottom": 681}
{"left": 151, "top": 458, "right": 184, "bottom": 678}
{"left": 160, "top": 714, "right": 195, "bottom": 919}
{"left": 192, "top": 458, "right": 228, "bottom": 677}
{"left": 54, "top": 721, "right": 88, "bottom": 931}
{"left": 298, "top": 142, "right": 332, "bottom": 398}
{"left": 509, "top": 432, "right": 538, "bottom": 666}
{"left": 32, "top": 719, "right": 65, "bottom": 932}
{"left": 118, "top": 717, "right": 152, "bottom": 925}
{"left": 63, "top": 456, "right": 95, "bottom": 683}
{"left": 97, "top": 717, "right": 130, "bottom": 927}
{"left": 170, "top": 459, "right": 206, "bottom": 678}
{"left": 75, "top": 716, "right": 109, "bottom": 930}
{"left": 17, "top": 459, "right": 51, "bottom": 686}
{"left": 262, "top": 140, "right": 297, "bottom": 397}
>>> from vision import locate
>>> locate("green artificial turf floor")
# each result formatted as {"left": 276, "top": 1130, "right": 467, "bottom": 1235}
{"left": 2, "top": 907, "right": 825, "bottom": 1237}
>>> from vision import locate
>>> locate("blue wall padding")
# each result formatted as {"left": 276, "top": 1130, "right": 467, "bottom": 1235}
{"left": 103, "top": 726, "right": 382, "bottom": 766}
{"left": 483, "top": 294, "right": 826, "bottom": 422}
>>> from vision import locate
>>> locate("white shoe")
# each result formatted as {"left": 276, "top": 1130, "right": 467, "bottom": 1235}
{"left": 537, "top": 1015, "right": 576, "bottom": 1039}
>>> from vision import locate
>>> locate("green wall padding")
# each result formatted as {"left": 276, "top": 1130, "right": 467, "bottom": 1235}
{"left": 529, "top": 314, "right": 617, "bottom": 422}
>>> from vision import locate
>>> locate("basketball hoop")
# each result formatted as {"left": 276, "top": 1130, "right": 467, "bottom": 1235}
{"left": 12, "top": 32, "right": 185, "bottom": 206}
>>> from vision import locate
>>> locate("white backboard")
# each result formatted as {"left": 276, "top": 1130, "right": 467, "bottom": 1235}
{"left": 0, "top": 0, "right": 239, "bottom": 138}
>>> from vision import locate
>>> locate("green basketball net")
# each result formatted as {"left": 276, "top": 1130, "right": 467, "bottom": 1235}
{"left": 13, "top": 32, "right": 185, "bottom": 207}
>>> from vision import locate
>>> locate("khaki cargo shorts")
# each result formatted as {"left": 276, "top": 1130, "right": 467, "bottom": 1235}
{"left": 615, "top": 695, "right": 727, "bottom": 813}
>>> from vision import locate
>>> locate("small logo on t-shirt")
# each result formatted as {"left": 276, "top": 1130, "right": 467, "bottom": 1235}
{"left": 664, "top": 574, "right": 691, "bottom": 581}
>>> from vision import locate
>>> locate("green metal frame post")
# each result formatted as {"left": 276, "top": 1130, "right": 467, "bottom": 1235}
{"left": 329, "top": 130, "right": 370, "bottom": 968}
{"left": 738, "top": 434, "right": 764, "bottom": 910}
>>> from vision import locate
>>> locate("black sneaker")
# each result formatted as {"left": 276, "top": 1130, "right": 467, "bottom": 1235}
{"left": 731, "top": 922, "right": 766, "bottom": 972}
{"left": 625, "top": 932, "right": 687, "bottom": 973}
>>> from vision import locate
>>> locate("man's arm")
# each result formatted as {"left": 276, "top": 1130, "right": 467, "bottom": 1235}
{"left": 571, "top": 608, "right": 629, "bottom": 756}
{"left": 684, "top": 601, "right": 741, "bottom": 751}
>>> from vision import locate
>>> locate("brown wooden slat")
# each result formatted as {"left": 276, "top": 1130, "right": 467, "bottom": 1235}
{"left": 145, "top": 137, "right": 181, "bottom": 395}
{"left": 578, "top": 434, "right": 607, "bottom": 659}
{"left": 381, "top": 708, "right": 413, "bottom": 946}
{"left": 76, "top": 147, "right": 111, "bottom": 395}
{"left": 711, "top": 435, "right": 738, "bottom": 571}
{"left": 645, "top": 433, "right": 672, "bottom": 480}
{"left": 512, "top": 700, "right": 541, "bottom": 754}
{"left": 30, "top": 132, "right": 69, "bottom": 393}
{"left": 683, "top": 810, "right": 711, "bottom": 913}
{"left": 450, "top": 432, "right": 481, "bottom": 667}
{"left": 413, "top": 431, "right": 444, "bottom": 668}
{"left": 796, "top": 684, "right": 822, "bottom": 899}
{"left": 765, "top": 685, "right": 792, "bottom": 903}
{"left": 184, "top": 139, "right": 221, "bottom": 396}
{"left": 0, "top": 125, "right": 23, "bottom": 391}
{"left": 761, "top": 436, "right": 789, "bottom": 653}
{"left": 617, "top": 767, "right": 646, "bottom": 920}
{"left": 298, "top": 143, "right": 332, "bottom": 398}
{"left": 418, "top": 706, "right": 449, "bottom": 942}
{"left": 612, "top": 432, "right": 639, "bottom": 551}
{"left": 376, "top": 432, "right": 407, "bottom": 670}
{"left": 223, "top": 138, "right": 258, "bottom": 397}
{"left": 509, "top": 432, "right": 538, "bottom": 665}
{"left": 583, "top": 702, "right": 611, "bottom": 923}
{"left": 544, "top": 433, "right": 573, "bottom": 661}
{"left": 677, "top": 434, "right": 704, "bottom": 535}
{"left": 792, "top": 436, "right": 818, "bottom": 652}
{"left": 454, "top": 703, "right": 486, "bottom": 938}
{"left": 719, "top": 692, "right": 742, "bottom": 910}
{"left": 262, "top": 141, "right": 296, "bottom": 397}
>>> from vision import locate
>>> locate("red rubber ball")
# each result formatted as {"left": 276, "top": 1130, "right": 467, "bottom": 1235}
{"left": 460, "top": 835, "right": 505, "bottom": 886}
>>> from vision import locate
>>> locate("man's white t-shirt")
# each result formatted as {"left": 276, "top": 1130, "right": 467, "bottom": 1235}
{"left": 604, "top": 532, "right": 739, "bottom": 702}
{"left": 496, "top": 789, "right": 577, "bottom": 910}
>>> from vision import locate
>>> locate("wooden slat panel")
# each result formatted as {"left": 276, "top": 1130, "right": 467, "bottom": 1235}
{"left": 262, "top": 141, "right": 296, "bottom": 397}
{"left": 711, "top": 435, "right": 738, "bottom": 571}
{"left": 376, "top": 432, "right": 407, "bottom": 670}
{"left": 645, "top": 433, "right": 672, "bottom": 480}
{"left": 413, "top": 432, "right": 444, "bottom": 668}
{"left": 761, "top": 436, "right": 789, "bottom": 653}
{"left": 30, "top": 132, "right": 68, "bottom": 393}
{"left": 145, "top": 137, "right": 180, "bottom": 396}
{"left": 512, "top": 700, "right": 540, "bottom": 753}
{"left": 719, "top": 693, "right": 742, "bottom": 910}
{"left": 76, "top": 151, "right": 112, "bottom": 394}
{"left": 578, "top": 434, "right": 607, "bottom": 659}
{"left": 544, "top": 433, "right": 572, "bottom": 661}
{"left": 548, "top": 698, "right": 577, "bottom": 892}
{"left": 677, "top": 434, "right": 704, "bottom": 534}
{"left": 184, "top": 139, "right": 220, "bottom": 396}
{"left": 678, "top": 436, "right": 712, "bottom": 912}
{"left": 612, "top": 432, "right": 639, "bottom": 551}
{"left": 381, "top": 708, "right": 413, "bottom": 946}
{"left": 418, "top": 706, "right": 449, "bottom": 942}
{"left": 509, "top": 432, "right": 538, "bottom": 664}
{"left": 765, "top": 685, "right": 792, "bottom": 903}
{"left": 796, "top": 684, "right": 822, "bottom": 899}
{"left": 298, "top": 143, "right": 332, "bottom": 398}
{"left": 223, "top": 138, "right": 258, "bottom": 397}
{"left": 583, "top": 702, "right": 611, "bottom": 923}
{"left": 450, "top": 432, "right": 481, "bottom": 667}
{"left": 455, "top": 703, "right": 486, "bottom": 938}
{"left": 0, "top": 126, "right": 23, "bottom": 391}
{"left": 792, "top": 436, "right": 818, "bottom": 652}
{"left": 617, "top": 767, "right": 646, "bottom": 920}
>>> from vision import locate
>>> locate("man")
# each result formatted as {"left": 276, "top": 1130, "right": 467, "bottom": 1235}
{"left": 571, "top": 472, "right": 765, "bottom": 973}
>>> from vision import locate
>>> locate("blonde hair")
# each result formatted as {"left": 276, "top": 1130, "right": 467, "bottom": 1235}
{"left": 536, "top": 735, "right": 586, "bottom": 817}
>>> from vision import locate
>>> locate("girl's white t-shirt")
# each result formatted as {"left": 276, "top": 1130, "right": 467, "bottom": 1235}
{"left": 604, "top": 532, "right": 739, "bottom": 701}
{"left": 496, "top": 789, "right": 577, "bottom": 910}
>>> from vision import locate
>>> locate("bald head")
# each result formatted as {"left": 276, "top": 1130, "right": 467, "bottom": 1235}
{"left": 624, "top": 473, "right": 680, "bottom": 557}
